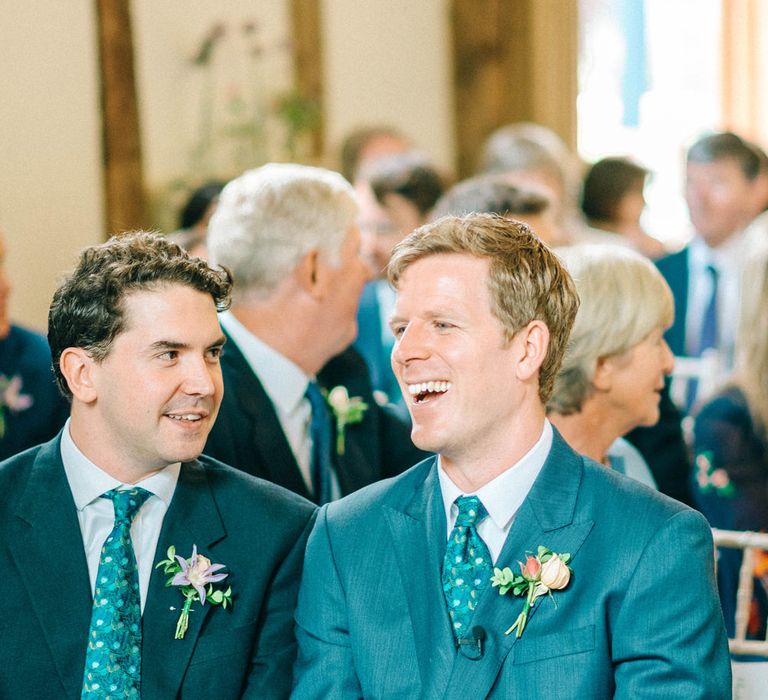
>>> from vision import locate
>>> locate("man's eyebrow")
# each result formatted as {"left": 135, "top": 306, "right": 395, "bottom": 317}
{"left": 148, "top": 335, "right": 227, "bottom": 352}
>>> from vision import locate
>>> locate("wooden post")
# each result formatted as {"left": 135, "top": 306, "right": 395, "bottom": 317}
{"left": 95, "top": 0, "right": 147, "bottom": 235}
{"left": 290, "top": 0, "right": 325, "bottom": 161}
{"left": 450, "top": 0, "right": 578, "bottom": 178}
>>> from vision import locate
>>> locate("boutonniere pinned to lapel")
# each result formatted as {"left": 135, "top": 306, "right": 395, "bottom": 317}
{"left": 491, "top": 546, "right": 572, "bottom": 638}
{"left": 155, "top": 544, "right": 232, "bottom": 639}
{"left": 694, "top": 451, "right": 736, "bottom": 497}
{"left": 325, "top": 385, "right": 368, "bottom": 455}
{"left": 0, "top": 373, "right": 33, "bottom": 438}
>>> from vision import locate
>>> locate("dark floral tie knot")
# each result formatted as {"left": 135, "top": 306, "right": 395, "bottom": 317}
{"left": 102, "top": 487, "right": 152, "bottom": 525}
{"left": 454, "top": 495, "right": 488, "bottom": 528}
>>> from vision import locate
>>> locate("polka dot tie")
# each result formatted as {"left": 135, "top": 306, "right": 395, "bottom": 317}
{"left": 81, "top": 488, "right": 151, "bottom": 698}
{"left": 441, "top": 495, "right": 493, "bottom": 641}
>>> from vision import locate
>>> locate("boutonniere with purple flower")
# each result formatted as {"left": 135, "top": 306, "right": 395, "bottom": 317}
{"left": 325, "top": 385, "right": 368, "bottom": 455}
{"left": 491, "top": 545, "right": 572, "bottom": 638}
{"left": 155, "top": 544, "right": 232, "bottom": 639}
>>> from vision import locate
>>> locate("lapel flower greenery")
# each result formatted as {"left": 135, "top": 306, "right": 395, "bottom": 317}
{"left": 491, "top": 545, "right": 572, "bottom": 638}
{"left": 694, "top": 450, "right": 736, "bottom": 497}
{"left": 0, "top": 373, "right": 34, "bottom": 439}
{"left": 325, "top": 385, "right": 368, "bottom": 455}
{"left": 155, "top": 544, "right": 232, "bottom": 639}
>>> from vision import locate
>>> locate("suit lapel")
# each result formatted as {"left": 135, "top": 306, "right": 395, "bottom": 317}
{"left": 141, "top": 460, "right": 227, "bottom": 700}
{"left": 442, "top": 433, "right": 595, "bottom": 700}
{"left": 9, "top": 437, "right": 92, "bottom": 700}
{"left": 383, "top": 460, "right": 455, "bottom": 700}
{"left": 222, "top": 335, "right": 311, "bottom": 498}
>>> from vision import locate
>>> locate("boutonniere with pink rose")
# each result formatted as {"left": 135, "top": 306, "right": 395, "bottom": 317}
{"left": 155, "top": 544, "right": 233, "bottom": 639}
{"left": 491, "top": 545, "right": 572, "bottom": 638}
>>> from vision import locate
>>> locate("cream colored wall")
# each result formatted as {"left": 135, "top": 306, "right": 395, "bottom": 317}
{"left": 0, "top": 2, "right": 103, "bottom": 332}
{"left": 322, "top": 0, "right": 455, "bottom": 173}
{"left": 2, "top": 0, "right": 454, "bottom": 330}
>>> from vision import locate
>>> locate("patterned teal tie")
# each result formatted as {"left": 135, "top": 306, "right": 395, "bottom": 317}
{"left": 82, "top": 488, "right": 152, "bottom": 698}
{"left": 442, "top": 495, "right": 493, "bottom": 641}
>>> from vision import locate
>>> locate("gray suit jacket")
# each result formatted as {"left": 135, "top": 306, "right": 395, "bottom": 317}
{"left": 292, "top": 431, "right": 731, "bottom": 699}
{"left": 0, "top": 434, "right": 316, "bottom": 699}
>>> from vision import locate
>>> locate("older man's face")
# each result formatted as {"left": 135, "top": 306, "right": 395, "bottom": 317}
{"left": 318, "top": 224, "right": 371, "bottom": 358}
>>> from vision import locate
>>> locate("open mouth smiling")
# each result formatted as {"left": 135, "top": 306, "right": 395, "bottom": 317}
{"left": 406, "top": 381, "right": 451, "bottom": 404}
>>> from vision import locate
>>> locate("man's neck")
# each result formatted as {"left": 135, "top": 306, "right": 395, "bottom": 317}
{"left": 67, "top": 413, "right": 169, "bottom": 484}
{"left": 440, "top": 408, "right": 547, "bottom": 492}
{"left": 229, "top": 302, "right": 330, "bottom": 377}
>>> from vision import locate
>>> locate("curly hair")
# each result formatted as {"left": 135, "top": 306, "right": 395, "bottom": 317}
{"left": 48, "top": 231, "right": 232, "bottom": 398}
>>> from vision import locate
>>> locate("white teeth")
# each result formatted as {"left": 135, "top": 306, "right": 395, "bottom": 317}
{"left": 169, "top": 414, "right": 202, "bottom": 422}
{"left": 406, "top": 381, "right": 451, "bottom": 395}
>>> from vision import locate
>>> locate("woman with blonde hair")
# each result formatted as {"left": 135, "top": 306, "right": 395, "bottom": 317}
{"left": 692, "top": 236, "right": 768, "bottom": 638}
{"left": 547, "top": 244, "right": 675, "bottom": 487}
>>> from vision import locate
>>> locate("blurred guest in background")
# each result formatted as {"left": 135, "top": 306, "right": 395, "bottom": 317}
{"left": 548, "top": 245, "right": 674, "bottom": 489}
{"left": 166, "top": 180, "right": 224, "bottom": 259}
{"left": 580, "top": 156, "right": 667, "bottom": 259}
{"left": 205, "top": 164, "right": 424, "bottom": 504}
{"left": 0, "top": 228, "right": 68, "bottom": 460}
{"left": 353, "top": 152, "right": 446, "bottom": 414}
{"left": 658, "top": 131, "right": 763, "bottom": 368}
{"left": 626, "top": 131, "right": 765, "bottom": 504}
{"left": 432, "top": 174, "right": 563, "bottom": 246}
{"left": 692, "top": 235, "right": 768, "bottom": 638}
{"left": 366, "top": 151, "right": 446, "bottom": 252}
{"left": 477, "top": 122, "right": 583, "bottom": 244}
{"left": 339, "top": 124, "right": 411, "bottom": 183}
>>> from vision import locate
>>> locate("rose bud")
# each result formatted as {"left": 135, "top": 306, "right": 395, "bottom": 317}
{"left": 520, "top": 555, "right": 541, "bottom": 581}
{"left": 540, "top": 554, "right": 571, "bottom": 590}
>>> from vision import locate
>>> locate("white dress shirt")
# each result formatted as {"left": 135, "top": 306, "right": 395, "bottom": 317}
{"left": 685, "top": 233, "right": 745, "bottom": 367}
{"left": 438, "top": 420, "right": 553, "bottom": 563}
{"left": 60, "top": 419, "right": 179, "bottom": 613}
{"left": 220, "top": 311, "right": 340, "bottom": 499}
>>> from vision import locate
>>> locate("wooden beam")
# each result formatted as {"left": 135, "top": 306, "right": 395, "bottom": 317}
{"left": 450, "top": 0, "right": 577, "bottom": 178}
{"left": 289, "top": 0, "right": 325, "bottom": 160}
{"left": 95, "top": 0, "right": 147, "bottom": 235}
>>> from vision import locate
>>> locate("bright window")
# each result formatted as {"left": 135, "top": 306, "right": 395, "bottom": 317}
{"left": 578, "top": 0, "right": 722, "bottom": 247}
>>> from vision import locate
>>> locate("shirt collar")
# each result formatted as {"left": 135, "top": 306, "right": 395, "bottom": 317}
{"left": 438, "top": 420, "right": 553, "bottom": 531}
{"left": 690, "top": 229, "right": 746, "bottom": 270}
{"left": 220, "top": 310, "right": 310, "bottom": 414}
{"left": 60, "top": 419, "right": 180, "bottom": 511}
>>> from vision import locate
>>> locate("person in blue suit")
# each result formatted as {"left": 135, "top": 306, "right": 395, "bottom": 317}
{"left": 0, "top": 232, "right": 315, "bottom": 699}
{"left": 292, "top": 214, "right": 731, "bottom": 699}
{"left": 626, "top": 131, "right": 766, "bottom": 506}
{"left": 0, "top": 230, "right": 68, "bottom": 460}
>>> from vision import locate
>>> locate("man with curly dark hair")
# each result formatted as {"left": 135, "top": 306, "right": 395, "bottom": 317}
{"left": 0, "top": 231, "right": 315, "bottom": 699}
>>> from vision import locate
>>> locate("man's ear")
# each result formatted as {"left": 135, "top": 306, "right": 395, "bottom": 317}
{"left": 515, "top": 320, "right": 550, "bottom": 382}
{"left": 295, "top": 248, "right": 323, "bottom": 300}
{"left": 59, "top": 347, "right": 98, "bottom": 403}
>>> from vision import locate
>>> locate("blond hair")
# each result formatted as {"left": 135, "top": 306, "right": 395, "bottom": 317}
{"left": 387, "top": 214, "right": 579, "bottom": 403}
{"left": 548, "top": 244, "right": 674, "bottom": 414}
{"left": 734, "top": 235, "right": 768, "bottom": 432}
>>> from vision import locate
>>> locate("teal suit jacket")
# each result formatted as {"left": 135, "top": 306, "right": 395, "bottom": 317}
{"left": 292, "top": 431, "right": 731, "bottom": 699}
{"left": 0, "top": 434, "right": 316, "bottom": 699}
